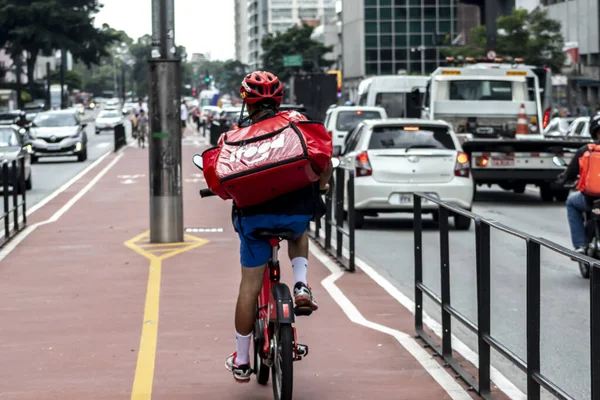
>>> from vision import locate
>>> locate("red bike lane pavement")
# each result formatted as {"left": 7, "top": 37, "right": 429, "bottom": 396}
{"left": 0, "top": 138, "right": 501, "bottom": 399}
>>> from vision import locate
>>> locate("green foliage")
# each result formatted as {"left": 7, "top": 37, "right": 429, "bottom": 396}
{"left": 0, "top": 0, "right": 119, "bottom": 89}
{"left": 49, "top": 70, "right": 83, "bottom": 90}
{"left": 20, "top": 90, "right": 31, "bottom": 102}
{"left": 261, "top": 23, "right": 335, "bottom": 81}
{"left": 441, "top": 7, "right": 566, "bottom": 72}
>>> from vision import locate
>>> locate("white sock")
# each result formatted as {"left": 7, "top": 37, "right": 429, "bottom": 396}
{"left": 235, "top": 331, "right": 252, "bottom": 365}
{"left": 292, "top": 257, "right": 308, "bottom": 286}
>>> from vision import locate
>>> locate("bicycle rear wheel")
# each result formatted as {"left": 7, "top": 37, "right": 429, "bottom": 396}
{"left": 272, "top": 323, "right": 293, "bottom": 400}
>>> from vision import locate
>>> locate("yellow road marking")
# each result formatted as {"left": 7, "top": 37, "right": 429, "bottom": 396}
{"left": 125, "top": 230, "right": 209, "bottom": 400}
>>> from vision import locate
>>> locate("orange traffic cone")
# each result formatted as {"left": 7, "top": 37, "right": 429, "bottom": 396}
{"left": 516, "top": 103, "right": 529, "bottom": 134}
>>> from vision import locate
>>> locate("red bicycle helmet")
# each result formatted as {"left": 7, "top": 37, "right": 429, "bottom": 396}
{"left": 240, "top": 71, "right": 284, "bottom": 107}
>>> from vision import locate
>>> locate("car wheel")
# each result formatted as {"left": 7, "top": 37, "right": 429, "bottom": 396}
{"left": 539, "top": 184, "right": 554, "bottom": 202}
{"left": 454, "top": 214, "right": 471, "bottom": 230}
{"left": 554, "top": 189, "right": 569, "bottom": 202}
{"left": 77, "top": 148, "right": 88, "bottom": 162}
{"left": 25, "top": 172, "right": 32, "bottom": 190}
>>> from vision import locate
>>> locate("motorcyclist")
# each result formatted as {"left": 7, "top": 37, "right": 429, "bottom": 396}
{"left": 557, "top": 112, "right": 600, "bottom": 253}
{"left": 16, "top": 111, "right": 28, "bottom": 128}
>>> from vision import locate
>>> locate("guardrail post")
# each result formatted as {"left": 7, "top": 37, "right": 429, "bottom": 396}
{"left": 526, "top": 240, "right": 541, "bottom": 400}
{"left": 20, "top": 157, "right": 26, "bottom": 226}
{"left": 2, "top": 162, "right": 9, "bottom": 238}
{"left": 414, "top": 194, "right": 423, "bottom": 332}
{"left": 439, "top": 206, "right": 452, "bottom": 358}
{"left": 334, "top": 167, "right": 344, "bottom": 261}
{"left": 347, "top": 171, "right": 355, "bottom": 272}
{"left": 11, "top": 160, "right": 18, "bottom": 232}
{"left": 590, "top": 262, "right": 600, "bottom": 400}
{"left": 475, "top": 220, "right": 491, "bottom": 395}
{"left": 324, "top": 176, "right": 333, "bottom": 250}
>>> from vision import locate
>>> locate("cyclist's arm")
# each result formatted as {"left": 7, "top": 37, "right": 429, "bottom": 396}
{"left": 319, "top": 160, "right": 333, "bottom": 191}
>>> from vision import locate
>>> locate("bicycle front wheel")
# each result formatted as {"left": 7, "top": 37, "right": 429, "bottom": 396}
{"left": 272, "top": 323, "right": 293, "bottom": 400}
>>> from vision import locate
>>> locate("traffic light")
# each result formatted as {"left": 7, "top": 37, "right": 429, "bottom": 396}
{"left": 205, "top": 77, "right": 210, "bottom": 83}
{"left": 192, "top": 87, "right": 197, "bottom": 96}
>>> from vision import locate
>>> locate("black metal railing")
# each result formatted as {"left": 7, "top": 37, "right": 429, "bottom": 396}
{"left": 308, "top": 166, "right": 355, "bottom": 272}
{"left": 0, "top": 156, "right": 27, "bottom": 247}
{"left": 413, "top": 192, "right": 600, "bottom": 400}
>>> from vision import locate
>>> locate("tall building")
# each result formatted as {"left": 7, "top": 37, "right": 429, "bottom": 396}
{"left": 341, "top": 0, "right": 463, "bottom": 99}
{"left": 235, "top": 0, "right": 249, "bottom": 65}
{"left": 542, "top": 0, "right": 600, "bottom": 107}
{"left": 244, "top": 0, "right": 337, "bottom": 71}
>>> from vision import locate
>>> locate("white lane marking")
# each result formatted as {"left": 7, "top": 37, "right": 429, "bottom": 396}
{"left": 310, "top": 244, "right": 471, "bottom": 399}
{"left": 312, "top": 229, "right": 526, "bottom": 400}
{"left": 27, "top": 151, "right": 112, "bottom": 217}
{"left": 96, "top": 142, "right": 111, "bottom": 149}
{"left": 0, "top": 152, "right": 125, "bottom": 262}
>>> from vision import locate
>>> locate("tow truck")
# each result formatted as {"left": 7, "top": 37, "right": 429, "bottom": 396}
{"left": 417, "top": 57, "right": 589, "bottom": 202}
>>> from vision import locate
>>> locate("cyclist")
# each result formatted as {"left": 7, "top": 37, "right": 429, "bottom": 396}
{"left": 557, "top": 112, "right": 600, "bottom": 253}
{"left": 137, "top": 109, "right": 148, "bottom": 148}
{"left": 131, "top": 98, "right": 147, "bottom": 138}
{"left": 225, "top": 71, "right": 333, "bottom": 382}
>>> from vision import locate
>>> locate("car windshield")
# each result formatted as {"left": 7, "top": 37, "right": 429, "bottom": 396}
{"left": 449, "top": 80, "right": 513, "bottom": 101}
{"left": 336, "top": 110, "right": 382, "bottom": 131}
{"left": 33, "top": 113, "right": 77, "bottom": 127}
{"left": 368, "top": 126, "right": 455, "bottom": 150}
{"left": 0, "top": 129, "right": 20, "bottom": 147}
{"left": 99, "top": 111, "right": 121, "bottom": 118}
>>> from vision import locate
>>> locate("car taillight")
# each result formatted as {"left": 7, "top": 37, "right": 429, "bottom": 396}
{"left": 454, "top": 152, "right": 470, "bottom": 177}
{"left": 356, "top": 151, "right": 372, "bottom": 177}
{"left": 542, "top": 107, "right": 551, "bottom": 129}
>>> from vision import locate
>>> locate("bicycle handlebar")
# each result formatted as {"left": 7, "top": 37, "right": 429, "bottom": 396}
{"left": 200, "top": 188, "right": 216, "bottom": 198}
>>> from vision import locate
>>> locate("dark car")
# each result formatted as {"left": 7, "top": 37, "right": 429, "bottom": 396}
{"left": 0, "top": 111, "right": 22, "bottom": 126}
{"left": 29, "top": 110, "right": 88, "bottom": 163}
{"left": 0, "top": 126, "right": 32, "bottom": 192}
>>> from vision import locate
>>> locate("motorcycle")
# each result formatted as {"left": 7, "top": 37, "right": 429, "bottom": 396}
{"left": 553, "top": 156, "right": 597, "bottom": 279}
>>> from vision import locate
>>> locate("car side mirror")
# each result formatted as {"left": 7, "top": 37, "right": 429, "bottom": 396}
{"left": 192, "top": 154, "right": 203, "bottom": 170}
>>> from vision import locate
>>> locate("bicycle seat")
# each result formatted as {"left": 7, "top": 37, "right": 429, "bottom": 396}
{"left": 252, "top": 229, "right": 297, "bottom": 240}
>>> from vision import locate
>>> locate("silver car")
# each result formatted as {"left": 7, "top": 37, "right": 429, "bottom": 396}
{"left": 0, "top": 126, "right": 32, "bottom": 192}
{"left": 95, "top": 109, "right": 124, "bottom": 134}
{"left": 29, "top": 110, "right": 88, "bottom": 163}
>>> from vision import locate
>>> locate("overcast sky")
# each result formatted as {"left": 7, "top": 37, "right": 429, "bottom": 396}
{"left": 94, "top": 0, "right": 236, "bottom": 61}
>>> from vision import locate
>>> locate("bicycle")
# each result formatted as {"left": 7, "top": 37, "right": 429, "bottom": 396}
{"left": 193, "top": 156, "right": 310, "bottom": 400}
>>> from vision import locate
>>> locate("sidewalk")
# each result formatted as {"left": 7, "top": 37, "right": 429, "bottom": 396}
{"left": 0, "top": 131, "right": 490, "bottom": 399}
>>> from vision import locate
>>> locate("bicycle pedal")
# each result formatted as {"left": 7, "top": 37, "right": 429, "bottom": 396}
{"left": 294, "top": 306, "right": 313, "bottom": 316}
{"left": 296, "top": 343, "right": 309, "bottom": 358}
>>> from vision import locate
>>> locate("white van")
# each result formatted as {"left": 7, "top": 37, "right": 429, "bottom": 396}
{"left": 356, "top": 75, "right": 429, "bottom": 118}
{"left": 324, "top": 105, "right": 387, "bottom": 154}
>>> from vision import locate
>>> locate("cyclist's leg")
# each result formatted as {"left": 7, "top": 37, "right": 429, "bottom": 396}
{"left": 281, "top": 215, "right": 318, "bottom": 311}
{"left": 226, "top": 214, "right": 273, "bottom": 382}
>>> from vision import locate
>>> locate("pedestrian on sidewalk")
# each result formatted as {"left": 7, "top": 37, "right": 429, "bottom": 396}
{"left": 180, "top": 100, "right": 188, "bottom": 134}
{"left": 137, "top": 109, "right": 149, "bottom": 148}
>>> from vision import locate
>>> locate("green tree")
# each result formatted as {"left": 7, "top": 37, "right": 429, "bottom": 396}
{"left": 129, "top": 35, "right": 152, "bottom": 97}
{"left": 49, "top": 70, "right": 83, "bottom": 90}
{"left": 441, "top": 7, "right": 566, "bottom": 72}
{"left": 0, "top": 0, "right": 120, "bottom": 90}
{"left": 261, "top": 23, "right": 334, "bottom": 81}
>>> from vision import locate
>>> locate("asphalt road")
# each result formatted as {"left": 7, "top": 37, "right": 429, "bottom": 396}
{"left": 2, "top": 109, "right": 132, "bottom": 214}
{"left": 353, "top": 185, "right": 590, "bottom": 399}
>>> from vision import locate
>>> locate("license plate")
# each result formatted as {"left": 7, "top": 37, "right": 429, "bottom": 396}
{"left": 105, "top": 125, "right": 111, "bottom": 128}
{"left": 47, "top": 144, "right": 61, "bottom": 151}
{"left": 492, "top": 158, "right": 515, "bottom": 166}
{"left": 389, "top": 193, "right": 431, "bottom": 205}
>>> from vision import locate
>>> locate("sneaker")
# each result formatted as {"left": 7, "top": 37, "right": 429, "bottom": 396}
{"left": 225, "top": 352, "right": 252, "bottom": 383}
{"left": 294, "top": 282, "right": 318, "bottom": 311}
{"left": 575, "top": 246, "right": 587, "bottom": 255}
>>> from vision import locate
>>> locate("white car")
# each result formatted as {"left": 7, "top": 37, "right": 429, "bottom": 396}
{"left": 566, "top": 116, "right": 590, "bottom": 137}
{"left": 339, "top": 119, "right": 474, "bottom": 229}
{"left": 324, "top": 105, "right": 387, "bottom": 154}
{"left": 95, "top": 109, "right": 124, "bottom": 134}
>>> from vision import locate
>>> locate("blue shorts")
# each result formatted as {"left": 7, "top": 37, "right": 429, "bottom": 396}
{"left": 234, "top": 214, "right": 312, "bottom": 268}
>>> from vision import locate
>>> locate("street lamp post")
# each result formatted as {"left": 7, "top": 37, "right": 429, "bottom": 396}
{"left": 148, "top": 0, "right": 183, "bottom": 243}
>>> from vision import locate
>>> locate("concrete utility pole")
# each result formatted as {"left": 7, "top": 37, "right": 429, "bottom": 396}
{"left": 484, "top": 0, "right": 498, "bottom": 53}
{"left": 148, "top": 0, "right": 183, "bottom": 243}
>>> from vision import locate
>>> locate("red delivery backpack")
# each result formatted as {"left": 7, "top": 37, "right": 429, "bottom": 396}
{"left": 577, "top": 144, "right": 600, "bottom": 196}
{"left": 201, "top": 110, "right": 332, "bottom": 208}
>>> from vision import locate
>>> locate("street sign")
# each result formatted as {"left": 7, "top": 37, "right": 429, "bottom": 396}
{"left": 487, "top": 50, "right": 497, "bottom": 60}
{"left": 283, "top": 55, "right": 303, "bottom": 67}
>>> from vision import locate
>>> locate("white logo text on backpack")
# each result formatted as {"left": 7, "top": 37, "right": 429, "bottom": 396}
{"left": 229, "top": 133, "right": 285, "bottom": 164}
